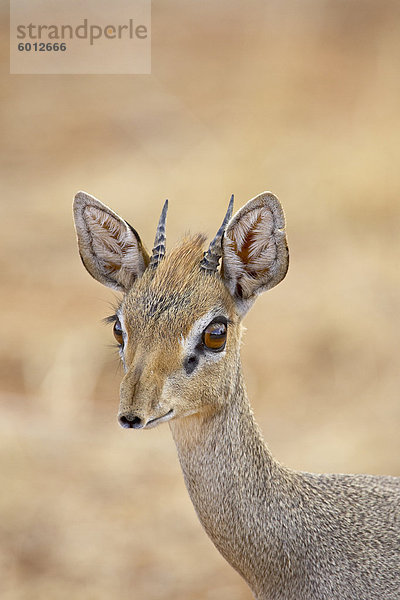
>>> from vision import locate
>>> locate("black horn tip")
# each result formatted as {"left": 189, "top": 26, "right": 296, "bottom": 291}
{"left": 161, "top": 198, "right": 168, "bottom": 215}
{"left": 227, "top": 194, "right": 234, "bottom": 219}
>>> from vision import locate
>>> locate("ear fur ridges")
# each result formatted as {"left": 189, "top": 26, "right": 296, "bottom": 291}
{"left": 73, "top": 191, "right": 149, "bottom": 292}
{"left": 222, "top": 192, "right": 289, "bottom": 313}
{"left": 225, "top": 192, "right": 286, "bottom": 235}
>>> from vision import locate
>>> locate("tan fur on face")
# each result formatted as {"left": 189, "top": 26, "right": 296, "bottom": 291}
{"left": 119, "top": 235, "right": 240, "bottom": 424}
{"left": 73, "top": 191, "right": 289, "bottom": 427}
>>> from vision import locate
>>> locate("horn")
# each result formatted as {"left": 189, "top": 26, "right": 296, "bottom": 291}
{"left": 149, "top": 199, "right": 168, "bottom": 269}
{"left": 200, "top": 194, "right": 234, "bottom": 273}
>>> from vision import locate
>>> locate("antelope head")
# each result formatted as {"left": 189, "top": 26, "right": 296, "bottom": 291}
{"left": 73, "top": 191, "right": 289, "bottom": 429}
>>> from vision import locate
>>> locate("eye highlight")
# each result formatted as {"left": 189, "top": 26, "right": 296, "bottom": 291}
{"left": 202, "top": 321, "right": 227, "bottom": 352}
{"left": 113, "top": 318, "right": 124, "bottom": 346}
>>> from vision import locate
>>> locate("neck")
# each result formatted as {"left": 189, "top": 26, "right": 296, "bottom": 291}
{"left": 169, "top": 369, "right": 291, "bottom": 597}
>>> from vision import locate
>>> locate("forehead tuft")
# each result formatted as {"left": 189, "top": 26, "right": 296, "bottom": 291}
{"left": 123, "top": 234, "right": 233, "bottom": 328}
{"left": 150, "top": 233, "right": 207, "bottom": 290}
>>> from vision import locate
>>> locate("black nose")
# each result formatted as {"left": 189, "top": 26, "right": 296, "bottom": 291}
{"left": 118, "top": 414, "right": 143, "bottom": 429}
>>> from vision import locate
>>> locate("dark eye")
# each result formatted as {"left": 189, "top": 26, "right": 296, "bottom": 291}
{"left": 113, "top": 318, "right": 124, "bottom": 346}
{"left": 202, "top": 322, "right": 227, "bottom": 352}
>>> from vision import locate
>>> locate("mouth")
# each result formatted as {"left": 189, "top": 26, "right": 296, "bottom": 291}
{"left": 145, "top": 409, "right": 174, "bottom": 429}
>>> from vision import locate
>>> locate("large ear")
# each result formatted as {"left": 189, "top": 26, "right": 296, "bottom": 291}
{"left": 221, "top": 192, "right": 289, "bottom": 315}
{"left": 73, "top": 191, "right": 149, "bottom": 292}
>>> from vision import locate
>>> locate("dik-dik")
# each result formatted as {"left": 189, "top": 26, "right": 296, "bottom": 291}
{"left": 73, "top": 191, "right": 400, "bottom": 600}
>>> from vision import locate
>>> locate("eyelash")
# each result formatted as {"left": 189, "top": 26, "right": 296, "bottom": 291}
{"left": 104, "top": 314, "right": 124, "bottom": 347}
{"left": 104, "top": 314, "right": 118, "bottom": 325}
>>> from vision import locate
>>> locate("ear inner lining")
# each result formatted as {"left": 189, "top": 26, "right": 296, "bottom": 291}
{"left": 73, "top": 191, "right": 149, "bottom": 292}
{"left": 221, "top": 192, "right": 289, "bottom": 310}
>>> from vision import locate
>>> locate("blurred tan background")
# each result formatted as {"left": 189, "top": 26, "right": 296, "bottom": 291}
{"left": 1, "top": 1, "right": 400, "bottom": 598}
